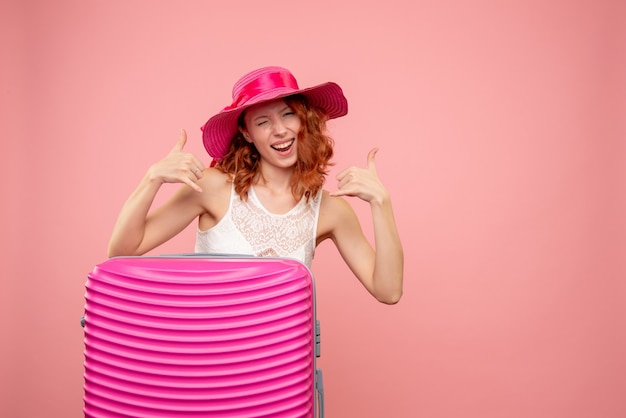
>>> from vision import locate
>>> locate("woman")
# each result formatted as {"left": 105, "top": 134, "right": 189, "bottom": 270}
{"left": 108, "top": 66, "right": 403, "bottom": 304}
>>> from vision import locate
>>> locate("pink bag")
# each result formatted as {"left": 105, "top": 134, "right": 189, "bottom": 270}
{"left": 83, "top": 255, "right": 323, "bottom": 417}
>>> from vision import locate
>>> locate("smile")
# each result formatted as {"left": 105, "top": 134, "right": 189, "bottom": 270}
{"left": 271, "top": 139, "right": 295, "bottom": 152}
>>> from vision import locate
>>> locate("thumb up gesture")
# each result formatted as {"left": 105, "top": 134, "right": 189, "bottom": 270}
{"left": 331, "top": 148, "right": 389, "bottom": 204}
{"left": 148, "top": 129, "right": 206, "bottom": 192}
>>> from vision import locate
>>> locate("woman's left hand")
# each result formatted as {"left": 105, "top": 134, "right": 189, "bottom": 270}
{"left": 330, "top": 148, "right": 389, "bottom": 205}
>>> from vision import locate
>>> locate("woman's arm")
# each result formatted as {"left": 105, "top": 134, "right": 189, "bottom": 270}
{"left": 107, "top": 130, "right": 207, "bottom": 257}
{"left": 323, "top": 148, "right": 404, "bottom": 304}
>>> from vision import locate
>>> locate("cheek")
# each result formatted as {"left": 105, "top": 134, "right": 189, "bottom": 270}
{"left": 246, "top": 126, "right": 263, "bottom": 141}
{"left": 248, "top": 128, "right": 273, "bottom": 147}
{"left": 290, "top": 119, "right": 302, "bottom": 133}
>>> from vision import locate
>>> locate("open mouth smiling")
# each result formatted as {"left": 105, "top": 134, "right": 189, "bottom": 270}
{"left": 271, "top": 139, "right": 295, "bottom": 152}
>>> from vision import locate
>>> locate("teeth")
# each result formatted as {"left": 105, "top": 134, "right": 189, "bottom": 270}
{"left": 272, "top": 139, "right": 294, "bottom": 150}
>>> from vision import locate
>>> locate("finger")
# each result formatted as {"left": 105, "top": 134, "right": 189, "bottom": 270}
{"left": 332, "top": 175, "right": 358, "bottom": 197}
{"left": 367, "top": 147, "right": 379, "bottom": 171}
{"left": 191, "top": 155, "right": 206, "bottom": 173}
{"left": 335, "top": 172, "right": 354, "bottom": 190}
{"left": 190, "top": 164, "right": 205, "bottom": 180}
{"left": 189, "top": 182, "right": 203, "bottom": 193}
{"left": 329, "top": 185, "right": 349, "bottom": 197}
{"left": 335, "top": 166, "right": 354, "bottom": 182}
{"left": 182, "top": 174, "right": 203, "bottom": 193}
{"left": 172, "top": 128, "right": 188, "bottom": 152}
{"left": 330, "top": 187, "right": 356, "bottom": 198}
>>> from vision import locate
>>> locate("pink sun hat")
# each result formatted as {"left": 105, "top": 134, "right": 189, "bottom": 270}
{"left": 201, "top": 66, "right": 348, "bottom": 161}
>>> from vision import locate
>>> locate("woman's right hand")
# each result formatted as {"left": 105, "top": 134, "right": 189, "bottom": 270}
{"left": 108, "top": 129, "right": 209, "bottom": 257}
{"left": 147, "top": 129, "right": 206, "bottom": 192}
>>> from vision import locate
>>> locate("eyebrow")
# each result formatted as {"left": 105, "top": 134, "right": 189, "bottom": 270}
{"left": 252, "top": 106, "right": 292, "bottom": 122}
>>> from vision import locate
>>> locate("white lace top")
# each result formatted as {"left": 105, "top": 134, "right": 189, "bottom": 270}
{"left": 195, "top": 185, "right": 322, "bottom": 268}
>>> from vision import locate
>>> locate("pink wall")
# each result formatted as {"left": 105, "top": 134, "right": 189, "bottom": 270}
{"left": 2, "top": 0, "right": 625, "bottom": 417}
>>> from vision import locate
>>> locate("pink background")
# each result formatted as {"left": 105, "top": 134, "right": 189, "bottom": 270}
{"left": 2, "top": 0, "right": 625, "bottom": 417}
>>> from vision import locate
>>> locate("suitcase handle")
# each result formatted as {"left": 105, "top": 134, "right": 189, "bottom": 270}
{"left": 158, "top": 252, "right": 253, "bottom": 258}
{"left": 316, "top": 369, "right": 324, "bottom": 418}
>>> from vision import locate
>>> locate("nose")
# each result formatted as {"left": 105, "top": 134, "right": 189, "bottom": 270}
{"left": 272, "top": 119, "right": 287, "bottom": 136}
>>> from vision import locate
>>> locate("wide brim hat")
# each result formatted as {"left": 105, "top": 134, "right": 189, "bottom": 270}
{"left": 201, "top": 66, "right": 348, "bottom": 161}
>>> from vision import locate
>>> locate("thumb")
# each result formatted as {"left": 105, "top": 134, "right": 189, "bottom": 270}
{"left": 172, "top": 129, "right": 187, "bottom": 152}
{"left": 367, "top": 147, "right": 379, "bottom": 171}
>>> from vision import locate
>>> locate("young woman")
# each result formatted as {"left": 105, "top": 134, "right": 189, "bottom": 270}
{"left": 108, "top": 66, "right": 403, "bottom": 304}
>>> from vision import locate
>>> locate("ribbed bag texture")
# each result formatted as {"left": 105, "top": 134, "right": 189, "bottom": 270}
{"left": 83, "top": 256, "right": 318, "bottom": 417}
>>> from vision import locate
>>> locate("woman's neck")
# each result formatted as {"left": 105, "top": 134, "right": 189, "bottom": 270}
{"left": 254, "top": 162, "right": 294, "bottom": 194}
{"left": 252, "top": 164, "right": 300, "bottom": 212}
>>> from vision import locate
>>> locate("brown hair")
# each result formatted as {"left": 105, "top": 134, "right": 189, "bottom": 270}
{"left": 215, "top": 94, "right": 335, "bottom": 201}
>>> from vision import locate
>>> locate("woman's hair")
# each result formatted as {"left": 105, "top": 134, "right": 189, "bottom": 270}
{"left": 216, "top": 94, "right": 335, "bottom": 202}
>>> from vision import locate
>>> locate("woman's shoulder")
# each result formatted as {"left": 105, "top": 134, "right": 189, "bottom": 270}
{"left": 193, "top": 167, "right": 233, "bottom": 226}
{"left": 319, "top": 189, "right": 356, "bottom": 218}
{"left": 198, "top": 167, "right": 231, "bottom": 191}
{"left": 317, "top": 189, "right": 359, "bottom": 240}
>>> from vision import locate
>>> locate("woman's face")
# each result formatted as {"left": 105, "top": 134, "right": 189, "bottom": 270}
{"left": 241, "top": 99, "right": 302, "bottom": 168}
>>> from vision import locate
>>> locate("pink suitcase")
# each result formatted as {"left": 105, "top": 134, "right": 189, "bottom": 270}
{"left": 82, "top": 255, "right": 323, "bottom": 417}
